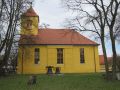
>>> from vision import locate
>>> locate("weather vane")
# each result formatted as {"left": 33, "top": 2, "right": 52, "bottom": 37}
{"left": 30, "top": 2, "right": 33, "bottom": 7}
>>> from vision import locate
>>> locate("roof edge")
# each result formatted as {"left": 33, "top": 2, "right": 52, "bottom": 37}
{"left": 19, "top": 44, "right": 99, "bottom": 46}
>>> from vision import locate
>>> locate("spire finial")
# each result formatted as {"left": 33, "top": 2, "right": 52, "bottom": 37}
{"left": 30, "top": 2, "right": 33, "bottom": 7}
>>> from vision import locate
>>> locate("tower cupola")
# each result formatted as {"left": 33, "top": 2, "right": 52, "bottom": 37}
{"left": 21, "top": 7, "right": 39, "bottom": 35}
{"left": 22, "top": 6, "right": 38, "bottom": 17}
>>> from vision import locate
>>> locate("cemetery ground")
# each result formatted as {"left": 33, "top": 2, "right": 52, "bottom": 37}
{"left": 0, "top": 73, "right": 120, "bottom": 90}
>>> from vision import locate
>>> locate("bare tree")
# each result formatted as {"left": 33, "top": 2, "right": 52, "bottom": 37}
{"left": 0, "top": 0, "right": 33, "bottom": 75}
{"left": 62, "top": 0, "right": 120, "bottom": 80}
{"left": 101, "top": 0, "right": 120, "bottom": 80}
{"left": 39, "top": 23, "right": 50, "bottom": 28}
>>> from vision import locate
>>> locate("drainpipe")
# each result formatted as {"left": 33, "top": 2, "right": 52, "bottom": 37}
{"left": 21, "top": 47, "right": 24, "bottom": 74}
{"left": 47, "top": 46, "right": 48, "bottom": 66}
{"left": 94, "top": 46, "right": 96, "bottom": 72}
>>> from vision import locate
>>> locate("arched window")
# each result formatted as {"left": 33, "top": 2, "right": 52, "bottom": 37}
{"left": 34, "top": 48, "right": 40, "bottom": 64}
{"left": 57, "top": 48, "right": 63, "bottom": 64}
{"left": 27, "top": 20, "right": 32, "bottom": 30}
{"left": 80, "top": 48, "right": 85, "bottom": 63}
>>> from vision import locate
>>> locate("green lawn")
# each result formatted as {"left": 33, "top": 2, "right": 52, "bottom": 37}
{"left": 0, "top": 73, "right": 120, "bottom": 90}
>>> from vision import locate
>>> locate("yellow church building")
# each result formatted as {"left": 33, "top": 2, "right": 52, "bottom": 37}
{"left": 17, "top": 7, "right": 100, "bottom": 74}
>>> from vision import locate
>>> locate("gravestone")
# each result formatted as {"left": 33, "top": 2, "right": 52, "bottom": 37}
{"left": 27, "top": 75, "right": 36, "bottom": 85}
{"left": 46, "top": 66, "right": 53, "bottom": 74}
{"left": 116, "top": 72, "right": 120, "bottom": 80}
{"left": 55, "top": 67, "right": 60, "bottom": 74}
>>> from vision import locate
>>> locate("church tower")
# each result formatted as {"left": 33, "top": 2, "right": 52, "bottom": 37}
{"left": 21, "top": 6, "right": 39, "bottom": 35}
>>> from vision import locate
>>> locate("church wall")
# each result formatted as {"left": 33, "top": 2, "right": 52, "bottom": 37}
{"left": 17, "top": 45, "right": 100, "bottom": 74}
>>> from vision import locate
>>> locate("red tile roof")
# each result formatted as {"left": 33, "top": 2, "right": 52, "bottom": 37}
{"left": 99, "top": 55, "right": 112, "bottom": 65}
{"left": 99, "top": 55, "right": 104, "bottom": 65}
{"left": 19, "top": 29, "right": 99, "bottom": 45}
{"left": 22, "top": 7, "right": 38, "bottom": 17}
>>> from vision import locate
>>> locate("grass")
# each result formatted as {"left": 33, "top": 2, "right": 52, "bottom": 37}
{"left": 0, "top": 73, "right": 120, "bottom": 90}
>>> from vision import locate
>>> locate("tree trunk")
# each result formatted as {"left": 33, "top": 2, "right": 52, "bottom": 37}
{"left": 101, "top": 37, "right": 109, "bottom": 79}
{"left": 110, "top": 30, "right": 117, "bottom": 80}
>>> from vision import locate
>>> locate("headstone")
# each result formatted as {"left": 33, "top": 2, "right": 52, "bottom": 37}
{"left": 27, "top": 75, "right": 36, "bottom": 85}
{"left": 55, "top": 67, "right": 60, "bottom": 74}
{"left": 46, "top": 66, "right": 53, "bottom": 74}
{"left": 116, "top": 73, "right": 120, "bottom": 80}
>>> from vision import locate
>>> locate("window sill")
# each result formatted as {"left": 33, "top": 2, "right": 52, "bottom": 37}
{"left": 56, "top": 64, "right": 64, "bottom": 67}
{"left": 34, "top": 62, "right": 40, "bottom": 65}
{"left": 80, "top": 63, "right": 85, "bottom": 64}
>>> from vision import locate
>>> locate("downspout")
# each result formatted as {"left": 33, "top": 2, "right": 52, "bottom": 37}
{"left": 94, "top": 46, "right": 96, "bottom": 72}
{"left": 21, "top": 47, "right": 24, "bottom": 74}
{"left": 47, "top": 46, "right": 48, "bottom": 66}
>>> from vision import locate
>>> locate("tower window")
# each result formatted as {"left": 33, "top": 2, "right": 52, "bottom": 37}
{"left": 27, "top": 20, "right": 32, "bottom": 30}
{"left": 80, "top": 48, "right": 85, "bottom": 63}
{"left": 34, "top": 48, "right": 40, "bottom": 64}
{"left": 57, "top": 48, "right": 63, "bottom": 64}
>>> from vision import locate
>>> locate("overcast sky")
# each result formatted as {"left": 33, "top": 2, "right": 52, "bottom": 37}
{"left": 34, "top": 0, "right": 70, "bottom": 28}
{"left": 33, "top": 0, "right": 120, "bottom": 56}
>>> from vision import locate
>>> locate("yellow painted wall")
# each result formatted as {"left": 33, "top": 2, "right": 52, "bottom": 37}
{"left": 17, "top": 45, "right": 100, "bottom": 74}
{"left": 21, "top": 16, "right": 38, "bottom": 35}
